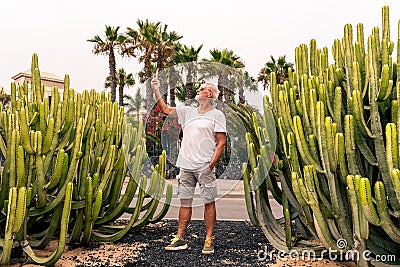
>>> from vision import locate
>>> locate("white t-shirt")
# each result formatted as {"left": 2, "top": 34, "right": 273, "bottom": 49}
{"left": 176, "top": 105, "right": 226, "bottom": 170}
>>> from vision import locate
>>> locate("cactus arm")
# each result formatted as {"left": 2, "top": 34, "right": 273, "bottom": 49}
{"left": 91, "top": 189, "right": 103, "bottom": 223}
{"left": 335, "top": 133, "right": 349, "bottom": 183}
{"left": 96, "top": 145, "right": 116, "bottom": 196}
{"left": 277, "top": 118, "right": 288, "bottom": 156}
{"left": 287, "top": 132, "right": 300, "bottom": 174}
{"left": 316, "top": 101, "right": 353, "bottom": 244}
{"left": 29, "top": 112, "right": 39, "bottom": 127}
{"left": 22, "top": 183, "right": 73, "bottom": 266}
{"left": 359, "top": 177, "right": 381, "bottom": 225}
{"left": 377, "top": 64, "right": 393, "bottom": 101}
{"left": 386, "top": 123, "right": 399, "bottom": 172}
{"left": 35, "top": 132, "right": 46, "bottom": 208}
{"left": 0, "top": 132, "right": 6, "bottom": 158}
{"left": 243, "top": 162, "right": 259, "bottom": 226}
{"left": 149, "top": 183, "right": 173, "bottom": 223}
{"left": 254, "top": 168, "right": 287, "bottom": 242}
{"left": 343, "top": 24, "right": 354, "bottom": 98}
{"left": 344, "top": 115, "right": 360, "bottom": 175}
{"left": 13, "top": 187, "right": 27, "bottom": 234}
{"left": 304, "top": 166, "right": 345, "bottom": 250}
{"left": 92, "top": 176, "right": 146, "bottom": 242}
{"left": 309, "top": 89, "right": 318, "bottom": 137}
{"left": 325, "top": 117, "right": 337, "bottom": 171}
{"left": 299, "top": 74, "right": 312, "bottom": 136}
{"left": 16, "top": 146, "right": 26, "bottom": 188}
{"left": 254, "top": 180, "right": 292, "bottom": 252}
{"left": 68, "top": 210, "right": 84, "bottom": 244}
{"left": 282, "top": 191, "right": 292, "bottom": 249}
{"left": 368, "top": 35, "right": 400, "bottom": 211}
{"left": 354, "top": 127, "right": 378, "bottom": 166}
{"left": 19, "top": 108, "right": 34, "bottom": 154}
{"left": 44, "top": 149, "right": 65, "bottom": 190}
{"left": 42, "top": 117, "right": 54, "bottom": 155}
{"left": 55, "top": 125, "right": 72, "bottom": 151}
{"left": 0, "top": 187, "right": 17, "bottom": 265}
{"left": 391, "top": 169, "right": 400, "bottom": 205}
{"left": 29, "top": 203, "right": 63, "bottom": 249}
{"left": 347, "top": 175, "right": 369, "bottom": 242}
{"left": 288, "top": 87, "right": 298, "bottom": 117}
{"left": 260, "top": 146, "right": 282, "bottom": 203}
{"left": 293, "top": 116, "right": 323, "bottom": 172}
{"left": 59, "top": 99, "right": 74, "bottom": 135}
{"left": 375, "top": 181, "right": 400, "bottom": 243}
{"left": 28, "top": 149, "right": 78, "bottom": 216}
{"left": 291, "top": 172, "right": 308, "bottom": 207}
{"left": 351, "top": 89, "right": 374, "bottom": 138}
{"left": 277, "top": 168, "right": 301, "bottom": 212}
{"left": 94, "top": 143, "right": 144, "bottom": 225}
{"left": 278, "top": 90, "right": 294, "bottom": 134}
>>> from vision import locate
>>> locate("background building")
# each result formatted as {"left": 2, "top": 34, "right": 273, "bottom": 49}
{"left": 12, "top": 70, "right": 64, "bottom": 99}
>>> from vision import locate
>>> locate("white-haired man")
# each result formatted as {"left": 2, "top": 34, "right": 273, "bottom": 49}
{"left": 151, "top": 75, "right": 226, "bottom": 255}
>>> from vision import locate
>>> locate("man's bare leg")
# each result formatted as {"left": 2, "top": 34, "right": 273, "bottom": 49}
{"left": 204, "top": 201, "right": 216, "bottom": 238}
{"left": 177, "top": 199, "right": 193, "bottom": 239}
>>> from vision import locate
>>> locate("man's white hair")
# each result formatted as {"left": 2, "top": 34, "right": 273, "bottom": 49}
{"left": 200, "top": 83, "right": 220, "bottom": 99}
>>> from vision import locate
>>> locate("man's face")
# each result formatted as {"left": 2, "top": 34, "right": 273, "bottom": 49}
{"left": 196, "top": 85, "right": 214, "bottom": 100}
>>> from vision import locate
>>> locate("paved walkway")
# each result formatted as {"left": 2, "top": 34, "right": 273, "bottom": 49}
{"left": 122, "top": 179, "right": 283, "bottom": 221}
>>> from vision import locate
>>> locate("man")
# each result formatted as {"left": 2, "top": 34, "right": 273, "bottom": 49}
{"left": 151, "top": 74, "right": 226, "bottom": 255}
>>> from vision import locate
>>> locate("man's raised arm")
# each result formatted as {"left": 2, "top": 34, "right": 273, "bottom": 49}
{"left": 151, "top": 74, "right": 176, "bottom": 116}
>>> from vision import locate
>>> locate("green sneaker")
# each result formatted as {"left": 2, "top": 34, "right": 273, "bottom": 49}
{"left": 165, "top": 234, "right": 188, "bottom": 251}
{"left": 202, "top": 236, "right": 215, "bottom": 255}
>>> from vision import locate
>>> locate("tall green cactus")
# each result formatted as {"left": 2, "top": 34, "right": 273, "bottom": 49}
{"left": 242, "top": 5, "right": 400, "bottom": 266}
{"left": 0, "top": 54, "right": 172, "bottom": 265}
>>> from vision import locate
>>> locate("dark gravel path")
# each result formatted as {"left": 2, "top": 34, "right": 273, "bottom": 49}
{"left": 76, "top": 219, "right": 272, "bottom": 267}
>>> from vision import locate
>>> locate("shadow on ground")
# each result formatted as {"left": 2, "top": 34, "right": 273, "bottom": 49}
{"left": 77, "top": 220, "right": 271, "bottom": 267}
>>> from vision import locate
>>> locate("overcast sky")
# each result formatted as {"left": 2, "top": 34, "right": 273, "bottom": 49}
{"left": 1, "top": 0, "right": 400, "bottom": 95}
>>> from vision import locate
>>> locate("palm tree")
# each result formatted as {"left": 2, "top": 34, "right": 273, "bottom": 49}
{"left": 154, "top": 25, "right": 182, "bottom": 103}
{"left": 123, "top": 89, "right": 144, "bottom": 121}
{"left": 257, "top": 55, "right": 294, "bottom": 90}
{"left": 235, "top": 71, "right": 256, "bottom": 104}
{"left": 105, "top": 68, "right": 135, "bottom": 106}
{"left": 172, "top": 44, "right": 203, "bottom": 101}
{"left": 88, "top": 25, "right": 127, "bottom": 102}
{"left": 205, "top": 48, "right": 245, "bottom": 103}
{"left": 126, "top": 20, "right": 160, "bottom": 109}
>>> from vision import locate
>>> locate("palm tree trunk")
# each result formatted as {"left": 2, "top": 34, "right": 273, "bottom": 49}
{"left": 145, "top": 57, "right": 153, "bottom": 110}
{"left": 109, "top": 48, "right": 117, "bottom": 102}
{"left": 119, "top": 84, "right": 124, "bottom": 107}
{"left": 238, "top": 77, "right": 245, "bottom": 104}
{"left": 169, "top": 68, "right": 177, "bottom": 107}
{"left": 238, "top": 87, "right": 245, "bottom": 104}
{"left": 217, "top": 76, "right": 225, "bottom": 102}
{"left": 157, "top": 55, "right": 168, "bottom": 104}
{"left": 185, "top": 68, "right": 193, "bottom": 101}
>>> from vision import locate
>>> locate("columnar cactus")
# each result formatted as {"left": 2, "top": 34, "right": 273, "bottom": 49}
{"left": 243, "top": 6, "right": 400, "bottom": 266}
{"left": 0, "top": 54, "right": 172, "bottom": 265}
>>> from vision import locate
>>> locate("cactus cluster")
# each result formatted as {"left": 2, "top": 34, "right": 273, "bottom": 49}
{"left": 0, "top": 54, "right": 172, "bottom": 265}
{"left": 244, "top": 6, "right": 400, "bottom": 266}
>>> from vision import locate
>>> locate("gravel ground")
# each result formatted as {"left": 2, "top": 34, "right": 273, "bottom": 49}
{"left": 75, "top": 219, "right": 271, "bottom": 267}
{"left": 11, "top": 219, "right": 354, "bottom": 267}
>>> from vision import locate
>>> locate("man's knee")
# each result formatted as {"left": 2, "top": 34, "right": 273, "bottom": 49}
{"left": 200, "top": 181, "right": 217, "bottom": 204}
{"left": 180, "top": 198, "right": 193, "bottom": 207}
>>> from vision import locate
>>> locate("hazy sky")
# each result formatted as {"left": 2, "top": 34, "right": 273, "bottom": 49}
{"left": 1, "top": 0, "right": 400, "bottom": 95}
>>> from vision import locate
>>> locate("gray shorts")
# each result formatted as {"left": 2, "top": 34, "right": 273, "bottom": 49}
{"left": 177, "top": 167, "right": 217, "bottom": 204}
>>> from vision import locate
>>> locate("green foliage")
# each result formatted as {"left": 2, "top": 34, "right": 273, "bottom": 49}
{"left": 0, "top": 54, "right": 172, "bottom": 265}
{"left": 244, "top": 6, "right": 400, "bottom": 266}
